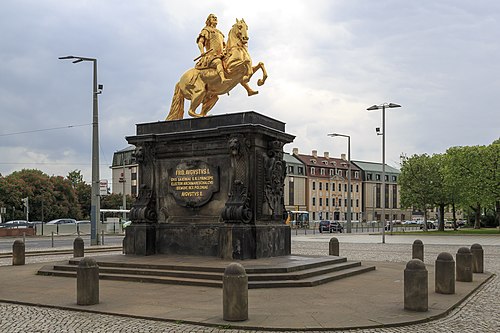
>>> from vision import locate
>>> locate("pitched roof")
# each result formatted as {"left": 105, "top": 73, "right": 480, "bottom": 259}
{"left": 351, "top": 160, "right": 400, "bottom": 174}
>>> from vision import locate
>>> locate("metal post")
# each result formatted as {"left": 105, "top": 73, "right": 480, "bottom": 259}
{"left": 59, "top": 55, "right": 101, "bottom": 245}
{"left": 327, "top": 133, "right": 352, "bottom": 233}
{"left": 367, "top": 103, "right": 401, "bottom": 244}
{"left": 91, "top": 59, "right": 101, "bottom": 245}
{"left": 347, "top": 136, "right": 351, "bottom": 233}
{"left": 382, "top": 104, "right": 386, "bottom": 244}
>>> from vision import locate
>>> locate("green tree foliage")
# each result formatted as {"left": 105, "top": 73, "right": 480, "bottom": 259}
{"left": 67, "top": 170, "right": 91, "bottom": 219}
{"left": 101, "top": 193, "right": 134, "bottom": 210}
{"left": 399, "top": 153, "right": 451, "bottom": 230}
{"left": 0, "top": 169, "right": 82, "bottom": 221}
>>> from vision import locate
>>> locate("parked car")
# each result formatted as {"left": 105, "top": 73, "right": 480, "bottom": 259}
{"left": 46, "top": 218, "right": 76, "bottom": 225}
{"left": 3, "top": 220, "right": 30, "bottom": 228}
{"left": 318, "top": 220, "right": 331, "bottom": 233}
{"left": 330, "top": 221, "right": 344, "bottom": 233}
{"left": 420, "top": 221, "right": 436, "bottom": 230}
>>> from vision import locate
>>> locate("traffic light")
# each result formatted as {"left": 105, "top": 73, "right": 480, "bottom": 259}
{"left": 21, "top": 197, "right": 28, "bottom": 207}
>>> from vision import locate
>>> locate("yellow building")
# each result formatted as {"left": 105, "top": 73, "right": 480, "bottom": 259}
{"left": 292, "top": 149, "right": 363, "bottom": 222}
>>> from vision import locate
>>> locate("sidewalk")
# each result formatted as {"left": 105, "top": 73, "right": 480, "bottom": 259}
{"left": 0, "top": 255, "right": 493, "bottom": 331}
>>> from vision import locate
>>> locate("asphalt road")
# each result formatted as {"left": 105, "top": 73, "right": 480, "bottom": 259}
{"left": 0, "top": 235, "right": 124, "bottom": 252}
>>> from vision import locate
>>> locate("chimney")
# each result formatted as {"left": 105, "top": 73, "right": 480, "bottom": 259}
{"left": 341, "top": 153, "right": 346, "bottom": 160}
{"left": 312, "top": 150, "right": 317, "bottom": 158}
{"left": 324, "top": 152, "right": 329, "bottom": 159}
{"left": 292, "top": 147, "right": 299, "bottom": 155}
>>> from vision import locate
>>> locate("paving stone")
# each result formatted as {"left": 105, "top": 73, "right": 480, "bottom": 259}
{"left": 0, "top": 235, "right": 499, "bottom": 332}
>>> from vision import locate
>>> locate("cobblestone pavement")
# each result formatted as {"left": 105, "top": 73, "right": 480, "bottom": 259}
{"left": 0, "top": 236, "right": 499, "bottom": 332}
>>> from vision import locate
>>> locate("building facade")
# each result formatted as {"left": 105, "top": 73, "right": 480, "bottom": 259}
{"left": 293, "top": 149, "right": 363, "bottom": 222}
{"left": 283, "top": 153, "right": 308, "bottom": 213}
{"left": 110, "top": 146, "right": 138, "bottom": 197}
{"left": 352, "top": 160, "right": 411, "bottom": 222}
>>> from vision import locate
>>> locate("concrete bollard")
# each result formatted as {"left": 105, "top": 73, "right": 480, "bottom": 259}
{"left": 329, "top": 237, "right": 339, "bottom": 256}
{"left": 470, "top": 243, "right": 484, "bottom": 273}
{"left": 73, "top": 237, "right": 85, "bottom": 258}
{"left": 77, "top": 257, "right": 99, "bottom": 305}
{"left": 435, "top": 252, "right": 455, "bottom": 294}
{"left": 456, "top": 247, "right": 473, "bottom": 282}
{"left": 223, "top": 262, "right": 248, "bottom": 321}
{"left": 12, "top": 240, "right": 25, "bottom": 266}
{"left": 404, "top": 259, "right": 428, "bottom": 312}
{"left": 412, "top": 239, "right": 424, "bottom": 261}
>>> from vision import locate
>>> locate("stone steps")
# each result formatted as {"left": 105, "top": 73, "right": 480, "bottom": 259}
{"left": 37, "top": 255, "right": 376, "bottom": 289}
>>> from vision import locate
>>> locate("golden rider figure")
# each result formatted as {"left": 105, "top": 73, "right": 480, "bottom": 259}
{"left": 195, "top": 14, "right": 230, "bottom": 84}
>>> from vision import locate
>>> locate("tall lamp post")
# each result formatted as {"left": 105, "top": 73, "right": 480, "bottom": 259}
{"left": 367, "top": 103, "right": 401, "bottom": 243}
{"left": 327, "top": 133, "right": 351, "bottom": 233}
{"left": 59, "top": 55, "right": 102, "bottom": 245}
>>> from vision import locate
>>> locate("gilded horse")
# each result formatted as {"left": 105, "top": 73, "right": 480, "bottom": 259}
{"left": 166, "top": 19, "right": 267, "bottom": 120}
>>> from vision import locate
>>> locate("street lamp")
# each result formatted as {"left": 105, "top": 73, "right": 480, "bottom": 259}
{"left": 367, "top": 103, "right": 401, "bottom": 243}
{"left": 327, "top": 133, "right": 351, "bottom": 233}
{"left": 59, "top": 55, "right": 102, "bottom": 245}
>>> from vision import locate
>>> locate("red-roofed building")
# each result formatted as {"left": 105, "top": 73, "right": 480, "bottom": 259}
{"left": 292, "top": 148, "right": 363, "bottom": 222}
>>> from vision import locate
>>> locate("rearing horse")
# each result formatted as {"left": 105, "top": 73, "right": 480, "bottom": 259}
{"left": 166, "top": 19, "right": 267, "bottom": 120}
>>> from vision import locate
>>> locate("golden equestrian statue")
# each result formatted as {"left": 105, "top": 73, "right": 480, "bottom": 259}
{"left": 166, "top": 14, "right": 267, "bottom": 120}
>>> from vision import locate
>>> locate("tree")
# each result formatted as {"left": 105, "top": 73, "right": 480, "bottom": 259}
{"left": 399, "top": 154, "right": 444, "bottom": 229}
{"left": 67, "top": 170, "right": 84, "bottom": 188}
{"left": 67, "top": 170, "right": 91, "bottom": 219}
{"left": 446, "top": 145, "right": 497, "bottom": 229}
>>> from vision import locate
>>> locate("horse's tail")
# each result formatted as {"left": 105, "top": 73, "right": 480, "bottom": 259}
{"left": 166, "top": 82, "right": 184, "bottom": 120}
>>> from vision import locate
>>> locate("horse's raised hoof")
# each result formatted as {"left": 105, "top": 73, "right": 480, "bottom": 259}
{"left": 248, "top": 90, "right": 259, "bottom": 96}
{"left": 188, "top": 110, "right": 201, "bottom": 118}
{"left": 257, "top": 79, "right": 265, "bottom": 86}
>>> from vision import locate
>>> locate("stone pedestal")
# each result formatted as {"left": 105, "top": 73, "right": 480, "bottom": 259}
{"left": 123, "top": 112, "right": 294, "bottom": 259}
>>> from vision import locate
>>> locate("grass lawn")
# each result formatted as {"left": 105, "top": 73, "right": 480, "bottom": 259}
{"left": 393, "top": 228, "right": 500, "bottom": 235}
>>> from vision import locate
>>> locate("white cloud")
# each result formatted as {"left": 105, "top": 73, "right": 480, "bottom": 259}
{"left": 1, "top": 0, "right": 499, "bottom": 181}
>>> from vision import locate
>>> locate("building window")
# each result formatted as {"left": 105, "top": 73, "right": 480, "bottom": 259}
{"left": 319, "top": 182, "right": 323, "bottom": 191}
{"left": 337, "top": 169, "right": 342, "bottom": 176}
{"left": 312, "top": 181, "right": 316, "bottom": 190}
{"left": 376, "top": 174, "right": 381, "bottom": 181}
{"left": 392, "top": 175, "right": 397, "bottom": 182}
{"left": 298, "top": 166, "right": 304, "bottom": 175}
{"left": 319, "top": 198, "right": 323, "bottom": 206}
{"left": 312, "top": 197, "right": 316, "bottom": 206}
{"left": 288, "top": 180, "right": 294, "bottom": 206}
{"left": 326, "top": 198, "right": 329, "bottom": 206}
{"left": 367, "top": 173, "right": 372, "bottom": 180}
{"left": 356, "top": 199, "right": 359, "bottom": 207}
{"left": 310, "top": 167, "right": 315, "bottom": 175}
{"left": 344, "top": 198, "right": 348, "bottom": 207}
{"left": 330, "top": 169, "right": 334, "bottom": 176}
{"left": 385, "top": 175, "right": 389, "bottom": 181}
{"left": 354, "top": 171, "right": 359, "bottom": 179}
{"left": 344, "top": 184, "right": 347, "bottom": 192}
{"left": 356, "top": 184, "right": 359, "bottom": 192}
{"left": 325, "top": 183, "right": 329, "bottom": 191}
{"left": 320, "top": 168, "right": 325, "bottom": 175}
{"left": 288, "top": 165, "right": 294, "bottom": 174}
{"left": 338, "top": 183, "right": 341, "bottom": 192}
{"left": 392, "top": 185, "right": 397, "bottom": 209}
{"left": 339, "top": 198, "right": 342, "bottom": 207}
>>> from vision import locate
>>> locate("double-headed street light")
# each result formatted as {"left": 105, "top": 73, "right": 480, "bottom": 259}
{"left": 59, "top": 55, "right": 102, "bottom": 245}
{"left": 367, "top": 103, "right": 401, "bottom": 244}
{"left": 327, "top": 133, "right": 351, "bottom": 233}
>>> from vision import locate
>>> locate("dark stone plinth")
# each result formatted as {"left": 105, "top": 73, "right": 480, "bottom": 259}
{"left": 124, "top": 111, "right": 294, "bottom": 259}
{"left": 219, "top": 224, "right": 291, "bottom": 260}
{"left": 123, "top": 223, "right": 156, "bottom": 256}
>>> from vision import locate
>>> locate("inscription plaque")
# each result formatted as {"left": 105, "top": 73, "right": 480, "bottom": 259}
{"left": 168, "top": 160, "right": 219, "bottom": 207}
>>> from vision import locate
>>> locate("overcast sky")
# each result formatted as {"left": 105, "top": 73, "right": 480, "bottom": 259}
{"left": 1, "top": 0, "right": 499, "bottom": 187}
